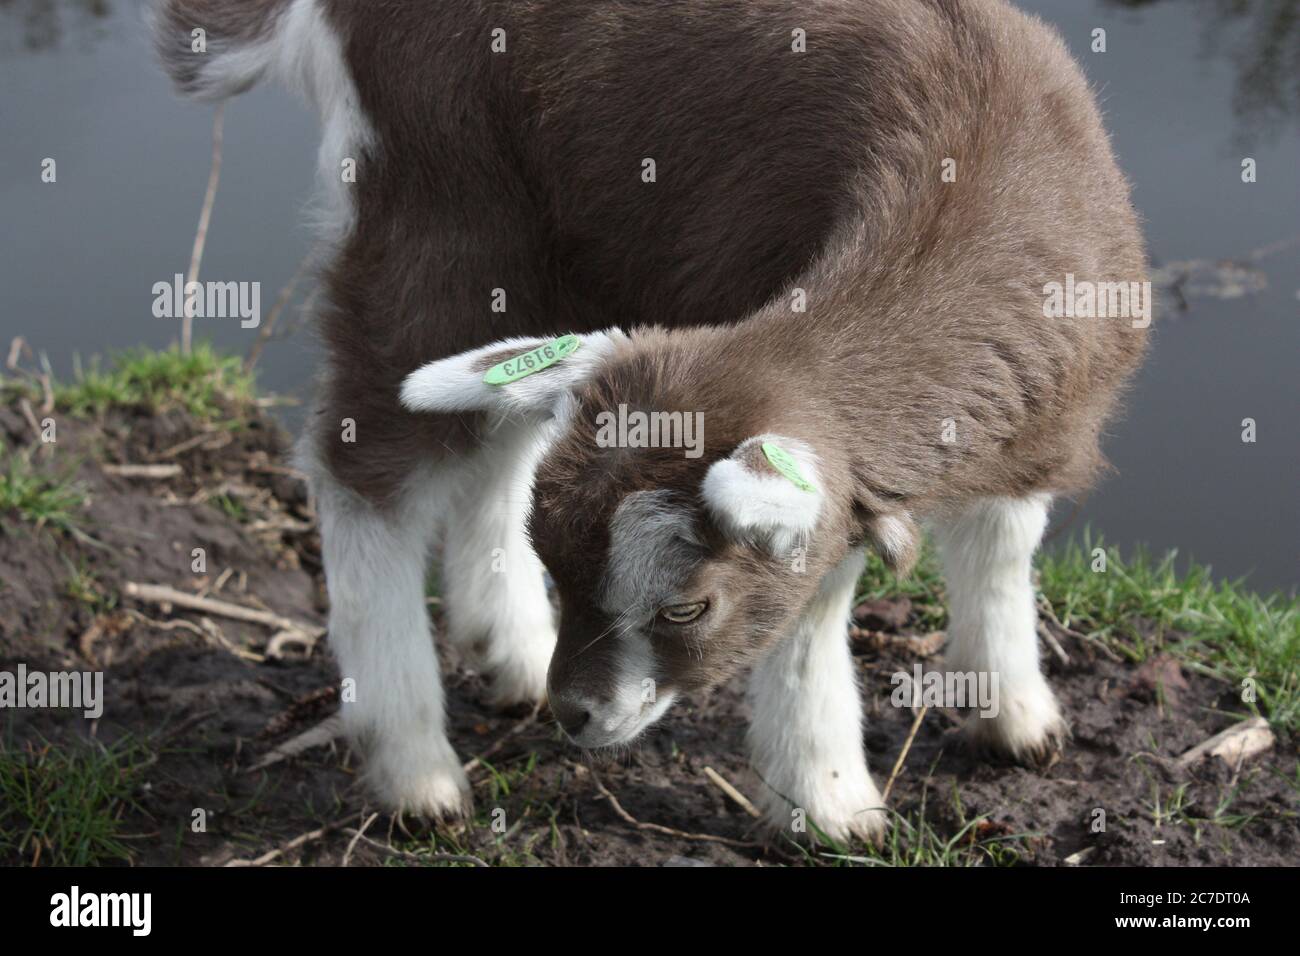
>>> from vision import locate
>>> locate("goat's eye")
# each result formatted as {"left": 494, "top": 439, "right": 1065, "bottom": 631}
{"left": 658, "top": 601, "right": 708, "bottom": 624}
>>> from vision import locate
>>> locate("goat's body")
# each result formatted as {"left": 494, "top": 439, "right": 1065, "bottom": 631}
{"left": 156, "top": 0, "right": 1148, "bottom": 837}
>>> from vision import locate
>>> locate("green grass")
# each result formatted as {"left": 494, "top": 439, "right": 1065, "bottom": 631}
{"left": 0, "top": 448, "right": 88, "bottom": 535}
{"left": 0, "top": 732, "right": 153, "bottom": 866}
{"left": 51, "top": 342, "right": 255, "bottom": 421}
{"left": 858, "top": 530, "right": 1300, "bottom": 733}
{"left": 63, "top": 557, "right": 117, "bottom": 614}
{"left": 803, "top": 779, "right": 1036, "bottom": 867}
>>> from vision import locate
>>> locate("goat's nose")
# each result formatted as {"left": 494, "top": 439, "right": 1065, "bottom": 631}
{"left": 549, "top": 693, "right": 591, "bottom": 737}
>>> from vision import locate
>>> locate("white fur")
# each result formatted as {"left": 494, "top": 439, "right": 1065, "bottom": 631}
{"left": 701, "top": 435, "right": 823, "bottom": 555}
{"left": 276, "top": 0, "right": 376, "bottom": 241}
{"left": 158, "top": 0, "right": 374, "bottom": 241}
{"left": 747, "top": 550, "right": 885, "bottom": 843}
{"left": 440, "top": 418, "right": 558, "bottom": 705}
{"left": 301, "top": 444, "right": 469, "bottom": 817}
{"left": 399, "top": 330, "right": 626, "bottom": 421}
{"left": 565, "top": 628, "right": 677, "bottom": 749}
{"left": 931, "top": 494, "right": 1065, "bottom": 758}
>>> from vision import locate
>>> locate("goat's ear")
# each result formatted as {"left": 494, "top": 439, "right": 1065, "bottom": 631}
{"left": 400, "top": 329, "right": 626, "bottom": 419}
{"left": 700, "top": 435, "right": 824, "bottom": 554}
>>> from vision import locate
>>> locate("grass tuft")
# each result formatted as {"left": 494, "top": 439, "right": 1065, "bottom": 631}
{"left": 54, "top": 342, "right": 255, "bottom": 421}
{"left": 0, "top": 449, "right": 88, "bottom": 535}
{"left": 0, "top": 732, "right": 152, "bottom": 866}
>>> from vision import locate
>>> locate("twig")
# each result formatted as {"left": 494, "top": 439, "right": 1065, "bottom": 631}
{"left": 224, "top": 815, "right": 347, "bottom": 867}
{"left": 102, "top": 463, "right": 183, "bottom": 479}
{"left": 245, "top": 247, "right": 319, "bottom": 371}
{"left": 1037, "top": 621, "right": 1071, "bottom": 667}
{"left": 17, "top": 398, "right": 42, "bottom": 441}
{"left": 583, "top": 765, "right": 760, "bottom": 849}
{"left": 123, "top": 581, "right": 325, "bottom": 638}
{"left": 1036, "top": 596, "right": 1122, "bottom": 663}
{"left": 342, "top": 811, "right": 379, "bottom": 868}
{"left": 342, "top": 831, "right": 489, "bottom": 867}
{"left": 266, "top": 629, "right": 320, "bottom": 659}
{"left": 881, "top": 705, "right": 927, "bottom": 804}
{"left": 154, "top": 429, "right": 226, "bottom": 460}
{"left": 701, "top": 766, "right": 762, "bottom": 819}
{"left": 182, "top": 103, "right": 225, "bottom": 356}
{"left": 247, "top": 714, "right": 344, "bottom": 771}
{"left": 462, "top": 704, "right": 541, "bottom": 776}
{"left": 1176, "top": 716, "right": 1274, "bottom": 768}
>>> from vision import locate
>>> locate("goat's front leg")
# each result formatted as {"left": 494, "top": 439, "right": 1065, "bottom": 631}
{"left": 310, "top": 454, "right": 470, "bottom": 819}
{"left": 747, "top": 551, "right": 885, "bottom": 845}
{"left": 933, "top": 494, "right": 1066, "bottom": 762}
{"left": 440, "top": 419, "right": 557, "bottom": 707}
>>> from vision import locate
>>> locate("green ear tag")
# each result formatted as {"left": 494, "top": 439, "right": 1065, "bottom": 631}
{"left": 761, "top": 441, "right": 816, "bottom": 493}
{"left": 483, "top": 335, "right": 581, "bottom": 386}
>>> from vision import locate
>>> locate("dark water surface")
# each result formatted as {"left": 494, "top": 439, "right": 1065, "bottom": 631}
{"left": 1, "top": 0, "right": 1296, "bottom": 590}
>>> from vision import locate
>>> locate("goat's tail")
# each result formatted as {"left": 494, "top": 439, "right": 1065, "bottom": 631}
{"left": 151, "top": 0, "right": 306, "bottom": 102}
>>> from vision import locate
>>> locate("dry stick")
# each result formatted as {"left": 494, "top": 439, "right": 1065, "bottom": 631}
{"left": 5, "top": 338, "right": 55, "bottom": 417}
{"left": 182, "top": 103, "right": 225, "bottom": 356}
{"left": 881, "top": 705, "right": 927, "bottom": 804}
{"left": 1036, "top": 596, "right": 1122, "bottom": 663}
{"left": 1037, "top": 621, "right": 1071, "bottom": 667}
{"left": 245, "top": 247, "right": 318, "bottom": 372}
{"left": 461, "top": 705, "right": 541, "bottom": 776}
{"left": 17, "top": 398, "right": 42, "bottom": 440}
{"left": 701, "top": 766, "right": 762, "bottom": 819}
{"left": 102, "top": 463, "right": 184, "bottom": 479}
{"left": 225, "top": 815, "right": 348, "bottom": 867}
{"left": 585, "top": 766, "right": 761, "bottom": 849}
{"left": 342, "top": 811, "right": 379, "bottom": 868}
{"left": 124, "top": 581, "right": 325, "bottom": 638}
{"left": 153, "top": 429, "right": 225, "bottom": 461}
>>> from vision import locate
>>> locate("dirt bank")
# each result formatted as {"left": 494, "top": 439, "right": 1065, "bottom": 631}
{"left": 1, "top": 398, "right": 1294, "bottom": 866}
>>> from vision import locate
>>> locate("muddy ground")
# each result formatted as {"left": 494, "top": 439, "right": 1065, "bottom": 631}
{"left": 1, "top": 400, "right": 1295, "bottom": 866}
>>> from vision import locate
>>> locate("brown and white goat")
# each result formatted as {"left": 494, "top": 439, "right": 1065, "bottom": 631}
{"left": 155, "top": 0, "right": 1148, "bottom": 842}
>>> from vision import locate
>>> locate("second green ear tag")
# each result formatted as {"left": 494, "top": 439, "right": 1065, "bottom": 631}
{"left": 761, "top": 441, "right": 816, "bottom": 493}
{"left": 483, "top": 335, "right": 581, "bottom": 386}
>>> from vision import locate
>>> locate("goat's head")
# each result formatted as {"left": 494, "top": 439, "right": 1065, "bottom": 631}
{"left": 401, "top": 329, "right": 916, "bottom": 747}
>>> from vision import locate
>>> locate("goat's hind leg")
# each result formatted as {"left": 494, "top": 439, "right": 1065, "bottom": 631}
{"left": 308, "top": 449, "right": 470, "bottom": 819}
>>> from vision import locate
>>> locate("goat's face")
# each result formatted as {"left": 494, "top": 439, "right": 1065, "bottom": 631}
{"left": 529, "top": 461, "right": 831, "bottom": 747}
{"left": 400, "top": 331, "right": 911, "bottom": 748}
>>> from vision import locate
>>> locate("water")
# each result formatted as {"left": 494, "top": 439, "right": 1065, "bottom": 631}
{"left": 1, "top": 0, "right": 1296, "bottom": 591}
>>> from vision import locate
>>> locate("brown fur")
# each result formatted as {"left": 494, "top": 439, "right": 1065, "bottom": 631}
{"left": 156, "top": 0, "right": 1148, "bottom": 715}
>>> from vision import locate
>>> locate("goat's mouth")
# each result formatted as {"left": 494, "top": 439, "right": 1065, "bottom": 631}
{"left": 556, "top": 689, "right": 678, "bottom": 749}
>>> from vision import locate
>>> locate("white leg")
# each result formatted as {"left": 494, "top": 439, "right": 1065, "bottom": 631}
{"left": 747, "top": 550, "right": 885, "bottom": 844}
{"left": 309, "top": 454, "right": 470, "bottom": 818}
{"left": 441, "top": 420, "right": 556, "bottom": 706}
{"left": 932, "top": 493, "right": 1066, "bottom": 761}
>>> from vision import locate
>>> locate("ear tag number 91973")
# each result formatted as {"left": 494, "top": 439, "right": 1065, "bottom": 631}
{"left": 483, "top": 335, "right": 581, "bottom": 386}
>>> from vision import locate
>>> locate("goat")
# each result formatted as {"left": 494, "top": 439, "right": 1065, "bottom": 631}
{"left": 154, "top": 0, "right": 1148, "bottom": 843}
